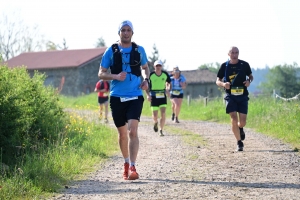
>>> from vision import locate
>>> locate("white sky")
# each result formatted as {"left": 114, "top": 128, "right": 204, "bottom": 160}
{"left": 1, "top": 0, "right": 300, "bottom": 70}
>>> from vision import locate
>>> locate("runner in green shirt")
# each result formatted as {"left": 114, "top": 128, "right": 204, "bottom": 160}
{"left": 146, "top": 60, "right": 172, "bottom": 136}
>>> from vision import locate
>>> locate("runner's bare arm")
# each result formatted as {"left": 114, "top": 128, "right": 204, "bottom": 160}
{"left": 141, "top": 63, "right": 150, "bottom": 80}
{"left": 243, "top": 74, "right": 254, "bottom": 87}
{"left": 98, "top": 67, "right": 126, "bottom": 81}
{"left": 216, "top": 77, "right": 230, "bottom": 89}
{"left": 140, "top": 63, "right": 150, "bottom": 90}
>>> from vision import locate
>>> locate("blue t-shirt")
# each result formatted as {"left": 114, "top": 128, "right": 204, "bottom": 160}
{"left": 170, "top": 75, "right": 186, "bottom": 95}
{"left": 100, "top": 44, "right": 148, "bottom": 97}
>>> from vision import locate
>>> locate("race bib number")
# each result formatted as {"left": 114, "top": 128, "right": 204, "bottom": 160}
{"left": 231, "top": 87, "right": 244, "bottom": 96}
{"left": 155, "top": 92, "right": 165, "bottom": 98}
{"left": 120, "top": 96, "right": 138, "bottom": 102}
{"left": 173, "top": 90, "right": 180, "bottom": 95}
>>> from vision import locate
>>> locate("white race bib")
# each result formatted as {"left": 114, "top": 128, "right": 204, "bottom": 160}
{"left": 120, "top": 96, "right": 138, "bottom": 102}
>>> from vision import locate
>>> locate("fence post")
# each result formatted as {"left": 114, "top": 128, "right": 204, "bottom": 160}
{"left": 204, "top": 97, "right": 208, "bottom": 106}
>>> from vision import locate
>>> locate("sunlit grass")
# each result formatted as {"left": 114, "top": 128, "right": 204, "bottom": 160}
{"left": 0, "top": 107, "right": 118, "bottom": 200}
{"left": 247, "top": 97, "right": 300, "bottom": 150}
{"left": 59, "top": 93, "right": 99, "bottom": 110}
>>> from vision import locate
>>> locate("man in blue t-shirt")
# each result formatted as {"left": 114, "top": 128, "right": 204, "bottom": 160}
{"left": 216, "top": 46, "right": 254, "bottom": 152}
{"left": 98, "top": 20, "right": 150, "bottom": 181}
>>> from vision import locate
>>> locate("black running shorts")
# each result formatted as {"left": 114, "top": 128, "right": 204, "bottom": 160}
{"left": 110, "top": 96, "right": 144, "bottom": 127}
{"left": 98, "top": 97, "right": 109, "bottom": 105}
{"left": 224, "top": 94, "right": 249, "bottom": 114}
{"left": 151, "top": 94, "right": 167, "bottom": 107}
{"left": 170, "top": 93, "right": 183, "bottom": 99}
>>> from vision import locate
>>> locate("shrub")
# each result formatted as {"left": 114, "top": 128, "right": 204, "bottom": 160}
{"left": 0, "top": 65, "right": 65, "bottom": 165}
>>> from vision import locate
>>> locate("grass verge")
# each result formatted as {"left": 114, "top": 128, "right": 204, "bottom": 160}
{"left": 0, "top": 109, "right": 118, "bottom": 200}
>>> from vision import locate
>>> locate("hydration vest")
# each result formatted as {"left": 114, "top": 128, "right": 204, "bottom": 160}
{"left": 110, "top": 42, "right": 141, "bottom": 77}
{"left": 99, "top": 80, "right": 110, "bottom": 90}
{"left": 97, "top": 80, "right": 110, "bottom": 97}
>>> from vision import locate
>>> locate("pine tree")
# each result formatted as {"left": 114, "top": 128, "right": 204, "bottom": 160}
{"left": 147, "top": 44, "right": 166, "bottom": 72}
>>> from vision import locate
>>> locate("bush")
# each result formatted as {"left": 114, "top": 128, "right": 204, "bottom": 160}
{"left": 0, "top": 65, "right": 65, "bottom": 165}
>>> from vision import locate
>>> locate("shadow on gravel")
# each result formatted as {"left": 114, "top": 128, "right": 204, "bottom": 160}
{"left": 62, "top": 179, "right": 300, "bottom": 196}
{"left": 143, "top": 179, "right": 300, "bottom": 189}
{"left": 248, "top": 150, "right": 297, "bottom": 153}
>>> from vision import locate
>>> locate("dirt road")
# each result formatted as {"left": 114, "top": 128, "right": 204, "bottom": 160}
{"left": 52, "top": 112, "right": 300, "bottom": 200}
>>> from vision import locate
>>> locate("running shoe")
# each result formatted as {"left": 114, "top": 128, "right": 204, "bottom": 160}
{"left": 128, "top": 165, "right": 139, "bottom": 180}
{"left": 153, "top": 122, "right": 158, "bottom": 132}
{"left": 104, "top": 118, "right": 108, "bottom": 123}
{"left": 159, "top": 130, "right": 164, "bottom": 136}
{"left": 171, "top": 113, "right": 175, "bottom": 121}
{"left": 123, "top": 163, "right": 129, "bottom": 180}
{"left": 175, "top": 117, "right": 180, "bottom": 123}
{"left": 99, "top": 113, "right": 103, "bottom": 120}
{"left": 237, "top": 140, "right": 244, "bottom": 151}
{"left": 239, "top": 127, "right": 245, "bottom": 141}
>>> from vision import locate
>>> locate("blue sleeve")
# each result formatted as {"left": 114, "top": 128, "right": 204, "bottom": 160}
{"left": 100, "top": 47, "right": 113, "bottom": 69}
{"left": 138, "top": 46, "right": 148, "bottom": 65}
{"left": 180, "top": 75, "right": 186, "bottom": 82}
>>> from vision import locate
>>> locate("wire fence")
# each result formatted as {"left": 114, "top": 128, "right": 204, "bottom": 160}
{"left": 274, "top": 93, "right": 300, "bottom": 101}
{"left": 185, "top": 91, "right": 300, "bottom": 106}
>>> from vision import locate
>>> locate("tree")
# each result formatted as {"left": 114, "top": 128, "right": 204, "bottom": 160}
{"left": 95, "top": 37, "right": 106, "bottom": 47}
{"left": 61, "top": 38, "right": 68, "bottom": 50}
{"left": 198, "top": 62, "right": 220, "bottom": 73}
{"left": 46, "top": 38, "right": 68, "bottom": 51}
{"left": 0, "top": 14, "right": 45, "bottom": 61}
{"left": 258, "top": 63, "right": 300, "bottom": 97}
{"left": 148, "top": 44, "right": 166, "bottom": 72}
{"left": 46, "top": 41, "right": 58, "bottom": 51}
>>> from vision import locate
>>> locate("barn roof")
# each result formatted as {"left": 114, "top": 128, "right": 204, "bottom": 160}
{"left": 4, "top": 47, "right": 107, "bottom": 70}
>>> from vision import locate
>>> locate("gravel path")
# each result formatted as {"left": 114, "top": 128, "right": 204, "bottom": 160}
{"left": 52, "top": 111, "right": 300, "bottom": 200}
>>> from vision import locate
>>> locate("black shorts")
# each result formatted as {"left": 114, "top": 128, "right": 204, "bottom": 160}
{"left": 171, "top": 93, "right": 183, "bottom": 99}
{"left": 98, "top": 97, "right": 109, "bottom": 104}
{"left": 110, "top": 96, "right": 144, "bottom": 128}
{"left": 224, "top": 94, "right": 249, "bottom": 114}
{"left": 151, "top": 94, "right": 167, "bottom": 107}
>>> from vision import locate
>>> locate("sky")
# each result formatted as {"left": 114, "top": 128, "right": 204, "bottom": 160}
{"left": 1, "top": 0, "right": 300, "bottom": 70}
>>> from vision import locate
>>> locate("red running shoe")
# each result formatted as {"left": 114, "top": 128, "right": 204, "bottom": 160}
{"left": 128, "top": 165, "right": 139, "bottom": 180}
{"left": 123, "top": 163, "right": 129, "bottom": 180}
